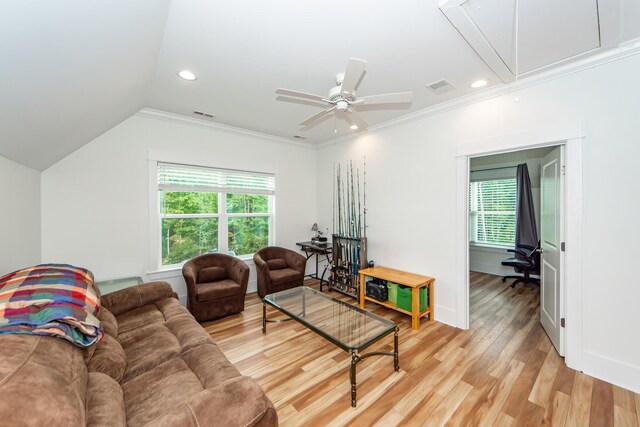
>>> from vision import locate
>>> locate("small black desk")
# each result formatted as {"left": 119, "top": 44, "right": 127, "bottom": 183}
{"left": 296, "top": 241, "right": 332, "bottom": 289}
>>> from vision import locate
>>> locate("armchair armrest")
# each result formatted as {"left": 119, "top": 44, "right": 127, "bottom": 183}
{"left": 283, "top": 250, "right": 307, "bottom": 274}
{"left": 101, "top": 281, "right": 177, "bottom": 316}
{"left": 226, "top": 258, "right": 250, "bottom": 293}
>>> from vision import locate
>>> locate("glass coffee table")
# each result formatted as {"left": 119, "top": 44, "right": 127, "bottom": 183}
{"left": 262, "top": 286, "right": 399, "bottom": 407}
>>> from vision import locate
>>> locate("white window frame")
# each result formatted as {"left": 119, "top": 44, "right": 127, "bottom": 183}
{"left": 149, "top": 160, "right": 276, "bottom": 271}
{"left": 468, "top": 177, "right": 517, "bottom": 249}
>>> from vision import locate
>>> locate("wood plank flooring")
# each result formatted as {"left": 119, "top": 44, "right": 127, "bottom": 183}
{"left": 202, "top": 272, "right": 639, "bottom": 426}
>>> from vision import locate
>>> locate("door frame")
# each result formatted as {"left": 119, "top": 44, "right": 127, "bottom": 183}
{"left": 454, "top": 121, "right": 585, "bottom": 371}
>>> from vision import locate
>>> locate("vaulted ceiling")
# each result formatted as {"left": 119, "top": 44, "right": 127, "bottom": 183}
{"left": 2, "top": 0, "right": 639, "bottom": 170}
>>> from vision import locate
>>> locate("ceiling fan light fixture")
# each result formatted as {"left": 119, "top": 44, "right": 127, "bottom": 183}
{"left": 349, "top": 124, "right": 358, "bottom": 130}
{"left": 470, "top": 79, "right": 488, "bottom": 88}
{"left": 336, "top": 100, "right": 349, "bottom": 111}
{"left": 177, "top": 70, "right": 197, "bottom": 81}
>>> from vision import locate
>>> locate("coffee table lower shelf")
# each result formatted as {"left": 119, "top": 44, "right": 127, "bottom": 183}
{"left": 261, "top": 286, "right": 400, "bottom": 407}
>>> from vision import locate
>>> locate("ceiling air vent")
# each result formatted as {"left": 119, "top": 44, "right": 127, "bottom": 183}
{"left": 193, "top": 110, "right": 215, "bottom": 118}
{"left": 426, "top": 79, "right": 455, "bottom": 95}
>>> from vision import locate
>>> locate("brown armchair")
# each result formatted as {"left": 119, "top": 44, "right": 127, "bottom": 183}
{"left": 253, "top": 246, "right": 307, "bottom": 299}
{"left": 182, "top": 253, "right": 250, "bottom": 322}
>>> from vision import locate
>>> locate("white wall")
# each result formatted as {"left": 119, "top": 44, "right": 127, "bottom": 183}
{"left": 0, "top": 155, "right": 41, "bottom": 274}
{"left": 41, "top": 114, "right": 317, "bottom": 301}
{"left": 317, "top": 53, "right": 640, "bottom": 392}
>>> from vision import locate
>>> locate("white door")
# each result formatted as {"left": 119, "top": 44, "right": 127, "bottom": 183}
{"left": 540, "top": 146, "right": 565, "bottom": 355}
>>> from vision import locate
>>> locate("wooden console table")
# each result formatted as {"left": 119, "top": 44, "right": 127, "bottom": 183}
{"left": 358, "top": 266, "right": 435, "bottom": 330}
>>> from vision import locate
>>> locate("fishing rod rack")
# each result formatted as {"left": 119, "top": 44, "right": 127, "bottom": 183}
{"left": 329, "top": 159, "right": 368, "bottom": 301}
{"left": 330, "top": 235, "right": 367, "bottom": 301}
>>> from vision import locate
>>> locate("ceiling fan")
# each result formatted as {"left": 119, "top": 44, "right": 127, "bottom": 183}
{"left": 276, "top": 58, "right": 413, "bottom": 130}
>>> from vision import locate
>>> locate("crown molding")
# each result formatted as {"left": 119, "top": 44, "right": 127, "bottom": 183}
{"left": 135, "top": 108, "right": 314, "bottom": 150}
{"left": 317, "top": 37, "right": 640, "bottom": 149}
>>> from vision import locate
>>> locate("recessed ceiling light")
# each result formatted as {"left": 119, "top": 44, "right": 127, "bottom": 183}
{"left": 177, "top": 70, "right": 197, "bottom": 81}
{"left": 349, "top": 124, "right": 358, "bottom": 130}
{"left": 470, "top": 79, "right": 488, "bottom": 88}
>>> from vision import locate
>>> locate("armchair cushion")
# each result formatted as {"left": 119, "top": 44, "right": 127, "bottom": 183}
{"left": 196, "top": 279, "right": 242, "bottom": 302}
{"left": 266, "top": 258, "right": 287, "bottom": 270}
{"left": 197, "top": 266, "right": 228, "bottom": 283}
{"left": 269, "top": 268, "right": 304, "bottom": 287}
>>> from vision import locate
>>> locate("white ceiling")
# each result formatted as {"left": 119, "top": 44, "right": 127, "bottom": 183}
{"left": 1, "top": 0, "right": 639, "bottom": 170}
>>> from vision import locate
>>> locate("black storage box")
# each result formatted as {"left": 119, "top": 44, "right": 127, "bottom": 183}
{"left": 365, "top": 279, "right": 388, "bottom": 302}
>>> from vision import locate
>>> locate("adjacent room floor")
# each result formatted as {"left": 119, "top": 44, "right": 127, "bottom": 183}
{"left": 203, "top": 272, "right": 640, "bottom": 426}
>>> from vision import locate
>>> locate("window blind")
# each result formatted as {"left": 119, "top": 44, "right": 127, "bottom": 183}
{"left": 469, "top": 178, "right": 517, "bottom": 246}
{"left": 158, "top": 162, "right": 275, "bottom": 195}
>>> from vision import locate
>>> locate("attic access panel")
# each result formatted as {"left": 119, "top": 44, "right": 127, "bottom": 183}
{"left": 440, "top": 0, "right": 601, "bottom": 82}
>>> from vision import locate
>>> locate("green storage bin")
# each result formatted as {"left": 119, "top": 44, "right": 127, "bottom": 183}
{"left": 397, "top": 285, "right": 429, "bottom": 312}
{"left": 397, "top": 285, "right": 412, "bottom": 311}
{"left": 387, "top": 282, "right": 398, "bottom": 304}
{"left": 420, "top": 287, "right": 428, "bottom": 311}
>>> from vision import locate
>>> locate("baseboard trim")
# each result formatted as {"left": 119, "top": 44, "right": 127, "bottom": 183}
{"left": 469, "top": 263, "right": 512, "bottom": 277}
{"left": 434, "top": 305, "right": 456, "bottom": 327}
{"left": 582, "top": 350, "right": 640, "bottom": 393}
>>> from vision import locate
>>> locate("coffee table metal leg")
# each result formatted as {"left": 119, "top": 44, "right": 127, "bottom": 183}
{"left": 262, "top": 301, "right": 267, "bottom": 334}
{"left": 350, "top": 350, "right": 359, "bottom": 407}
{"left": 394, "top": 326, "right": 400, "bottom": 371}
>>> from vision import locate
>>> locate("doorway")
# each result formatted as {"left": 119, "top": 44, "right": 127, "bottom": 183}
{"left": 467, "top": 146, "right": 564, "bottom": 355}
{"left": 454, "top": 122, "right": 585, "bottom": 371}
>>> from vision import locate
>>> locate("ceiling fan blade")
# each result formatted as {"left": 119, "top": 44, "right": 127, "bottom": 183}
{"left": 346, "top": 109, "right": 369, "bottom": 130}
{"left": 299, "top": 106, "right": 336, "bottom": 127}
{"left": 358, "top": 91, "right": 413, "bottom": 105}
{"left": 340, "top": 58, "right": 367, "bottom": 96}
{"left": 276, "top": 88, "right": 327, "bottom": 103}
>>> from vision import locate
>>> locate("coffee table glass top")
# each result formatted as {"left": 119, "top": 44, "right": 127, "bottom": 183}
{"left": 264, "top": 286, "right": 396, "bottom": 351}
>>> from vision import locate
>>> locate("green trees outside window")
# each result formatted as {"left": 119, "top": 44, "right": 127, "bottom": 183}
{"left": 160, "top": 191, "right": 271, "bottom": 266}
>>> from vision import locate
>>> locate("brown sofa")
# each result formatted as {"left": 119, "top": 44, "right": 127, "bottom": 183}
{"left": 0, "top": 281, "right": 277, "bottom": 427}
{"left": 253, "top": 246, "right": 306, "bottom": 299}
{"left": 182, "top": 253, "right": 250, "bottom": 322}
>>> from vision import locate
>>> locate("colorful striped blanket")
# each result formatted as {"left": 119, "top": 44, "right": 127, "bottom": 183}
{"left": 0, "top": 264, "right": 103, "bottom": 347}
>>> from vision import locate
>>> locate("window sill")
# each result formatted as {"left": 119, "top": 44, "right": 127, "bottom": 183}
{"left": 147, "top": 255, "right": 256, "bottom": 280}
{"left": 469, "top": 243, "right": 512, "bottom": 254}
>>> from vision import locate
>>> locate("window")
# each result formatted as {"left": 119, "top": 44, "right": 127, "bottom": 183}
{"left": 469, "top": 178, "right": 517, "bottom": 247}
{"left": 157, "top": 163, "right": 275, "bottom": 267}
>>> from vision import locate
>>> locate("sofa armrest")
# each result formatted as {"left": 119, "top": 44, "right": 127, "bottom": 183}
{"left": 101, "top": 281, "right": 177, "bottom": 316}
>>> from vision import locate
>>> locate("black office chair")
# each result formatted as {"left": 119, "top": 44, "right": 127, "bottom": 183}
{"left": 501, "top": 243, "right": 540, "bottom": 288}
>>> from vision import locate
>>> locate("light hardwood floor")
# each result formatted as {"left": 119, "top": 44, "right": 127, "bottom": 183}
{"left": 202, "top": 272, "right": 640, "bottom": 426}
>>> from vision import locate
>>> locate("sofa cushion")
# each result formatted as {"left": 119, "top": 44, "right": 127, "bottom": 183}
{"left": 197, "top": 266, "right": 227, "bottom": 283}
{"left": 117, "top": 304, "right": 165, "bottom": 335}
{"left": 87, "top": 334, "right": 127, "bottom": 383}
{"left": 120, "top": 324, "right": 181, "bottom": 383}
{"left": 266, "top": 258, "right": 287, "bottom": 270}
{"left": 123, "top": 357, "right": 206, "bottom": 426}
{"left": 86, "top": 372, "right": 125, "bottom": 427}
{"left": 98, "top": 307, "right": 118, "bottom": 337}
{"left": 144, "top": 377, "right": 277, "bottom": 427}
{"left": 269, "top": 267, "right": 303, "bottom": 287}
{"left": 196, "top": 279, "right": 242, "bottom": 301}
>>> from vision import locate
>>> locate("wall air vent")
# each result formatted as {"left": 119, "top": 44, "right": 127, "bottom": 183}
{"left": 193, "top": 110, "right": 215, "bottom": 118}
{"left": 426, "top": 79, "right": 455, "bottom": 94}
